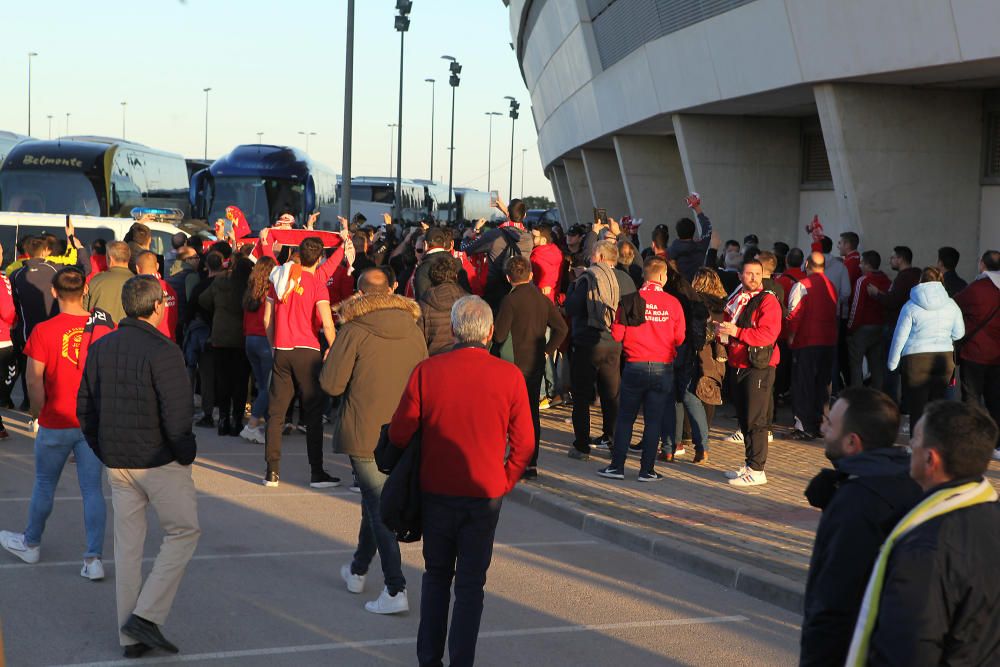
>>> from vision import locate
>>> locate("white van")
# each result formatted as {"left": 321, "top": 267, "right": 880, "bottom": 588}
{"left": 0, "top": 212, "right": 187, "bottom": 271}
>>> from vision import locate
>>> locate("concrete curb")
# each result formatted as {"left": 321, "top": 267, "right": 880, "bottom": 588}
{"left": 508, "top": 484, "right": 805, "bottom": 614}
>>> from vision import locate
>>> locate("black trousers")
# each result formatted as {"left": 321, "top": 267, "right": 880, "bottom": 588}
{"left": 198, "top": 345, "right": 216, "bottom": 415}
{"left": 961, "top": 360, "right": 1000, "bottom": 448}
{"left": 733, "top": 366, "right": 775, "bottom": 471}
{"left": 0, "top": 346, "right": 14, "bottom": 422}
{"left": 570, "top": 340, "right": 622, "bottom": 451}
{"left": 265, "top": 348, "right": 325, "bottom": 471}
{"left": 523, "top": 371, "right": 543, "bottom": 467}
{"left": 792, "top": 346, "right": 834, "bottom": 435}
{"left": 213, "top": 346, "right": 250, "bottom": 422}
{"left": 418, "top": 494, "right": 502, "bottom": 667}
{"left": 901, "top": 352, "right": 954, "bottom": 430}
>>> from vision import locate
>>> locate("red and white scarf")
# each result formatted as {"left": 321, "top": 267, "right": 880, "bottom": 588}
{"left": 724, "top": 288, "right": 759, "bottom": 322}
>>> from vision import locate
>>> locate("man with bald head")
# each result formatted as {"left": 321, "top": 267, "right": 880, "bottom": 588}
{"left": 137, "top": 252, "right": 178, "bottom": 342}
{"left": 320, "top": 267, "right": 427, "bottom": 614}
{"left": 85, "top": 241, "right": 133, "bottom": 323}
{"left": 786, "top": 252, "right": 839, "bottom": 439}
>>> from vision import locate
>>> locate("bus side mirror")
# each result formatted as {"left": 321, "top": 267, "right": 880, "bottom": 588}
{"left": 190, "top": 169, "right": 207, "bottom": 217}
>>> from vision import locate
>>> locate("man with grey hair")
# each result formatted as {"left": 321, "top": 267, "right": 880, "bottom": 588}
{"left": 564, "top": 239, "right": 634, "bottom": 460}
{"left": 389, "top": 295, "right": 533, "bottom": 667}
{"left": 78, "top": 275, "right": 199, "bottom": 658}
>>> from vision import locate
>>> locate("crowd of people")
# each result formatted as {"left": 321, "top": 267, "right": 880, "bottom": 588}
{"left": 0, "top": 191, "right": 996, "bottom": 665}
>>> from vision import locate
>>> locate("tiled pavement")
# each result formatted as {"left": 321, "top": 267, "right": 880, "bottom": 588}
{"left": 523, "top": 401, "right": 1000, "bottom": 589}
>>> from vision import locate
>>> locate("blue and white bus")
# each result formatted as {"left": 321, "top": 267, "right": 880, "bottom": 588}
{"left": 0, "top": 132, "right": 31, "bottom": 168}
{"left": 190, "top": 144, "right": 339, "bottom": 232}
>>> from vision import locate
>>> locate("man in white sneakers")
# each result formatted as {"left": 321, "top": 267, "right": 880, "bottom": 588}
{"left": 0, "top": 267, "right": 113, "bottom": 579}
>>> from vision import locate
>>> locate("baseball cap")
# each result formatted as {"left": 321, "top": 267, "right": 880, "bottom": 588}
{"left": 567, "top": 224, "right": 587, "bottom": 236}
{"left": 743, "top": 234, "right": 759, "bottom": 245}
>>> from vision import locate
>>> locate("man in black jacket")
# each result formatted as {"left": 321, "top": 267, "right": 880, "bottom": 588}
{"left": 856, "top": 400, "right": 1000, "bottom": 666}
{"left": 78, "top": 275, "right": 200, "bottom": 659}
{"left": 800, "top": 387, "right": 921, "bottom": 666}
{"left": 493, "top": 255, "right": 568, "bottom": 479}
{"left": 412, "top": 227, "right": 470, "bottom": 302}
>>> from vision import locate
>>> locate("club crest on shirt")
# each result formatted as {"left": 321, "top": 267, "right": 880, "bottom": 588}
{"left": 61, "top": 327, "right": 85, "bottom": 365}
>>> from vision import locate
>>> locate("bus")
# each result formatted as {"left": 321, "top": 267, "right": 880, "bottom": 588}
{"left": 454, "top": 187, "right": 504, "bottom": 225}
{"left": 190, "top": 144, "right": 339, "bottom": 233}
{"left": 0, "top": 137, "right": 190, "bottom": 218}
{"left": 340, "top": 176, "right": 429, "bottom": 225}
{"left": 0, "top": 132, "right": 31, "bottom": 167}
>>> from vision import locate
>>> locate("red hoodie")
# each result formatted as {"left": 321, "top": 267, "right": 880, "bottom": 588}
{"left": 724, "top": 288, "right": 782, "bottom": 368}
{"left": 786, "top": 273, "right": 838, "bottom": 348}
{"left": 611, "top": 282, "right": 686, "bottom": 363}
{"left": 530, "top": 243, "right": 564, "bottom": 304}
{"left": 848, "top": 271, "right": 892, "bottom": 331}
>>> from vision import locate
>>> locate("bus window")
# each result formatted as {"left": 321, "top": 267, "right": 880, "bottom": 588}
{"left": 0, "top": 170, "right": 103, "bottom": 216}
{"left": 71, "top": 227, "right": 117, "bottom": 249}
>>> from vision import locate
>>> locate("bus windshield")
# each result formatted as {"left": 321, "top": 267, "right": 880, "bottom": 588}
{"left": 207, "top": 176, "right": 304, "bottom": 232}
{"left": 0, "top": 170, "right": 103, "bottom": 216}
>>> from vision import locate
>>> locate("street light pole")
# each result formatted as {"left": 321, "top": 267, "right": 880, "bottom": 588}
{"left": 341, "top": 0, "right": 355, "bottom": 221}
{"left": 394, "top": 1, "right": 411, "bottom": 223}
{"left": 442, "top": 56, "right": 461, "bottom": 223}
{"left": 203, "top": 87, "right": 212, "bottom": 159}
{"left": 257, "top": 132, "right": 264, "bottom": 144}
{"left": 425, "top": 78, "right": 435, "bottom": 181}
{"left": 47, "top": 115, "right": 53, "bottom": 139}
{"left": 387, "top": 124, "right": 398, "bottom": 177}
{"left": 485, "top": 112, "right": 501, "bottom": 192}
{"left": 65, "top": 112, "right": 70, "bottom": 135}
{"left": 121, "top": 101, "right": 127, "bottom": 139}
{"left": 504, "top": 96, "right": 520, "bottom": 202}
{"left": 298, "top": 131, "right": 317, "bottom": 153}
{"left": 27, "top": 52, "right": 38, "bottom": 136}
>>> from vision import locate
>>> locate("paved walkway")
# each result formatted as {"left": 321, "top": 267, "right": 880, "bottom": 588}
{"left": 527, "top": 401, "right": 1000, "bottom": 589}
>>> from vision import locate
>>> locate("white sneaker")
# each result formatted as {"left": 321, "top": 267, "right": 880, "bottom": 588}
{"left": 728, "top": 469, "right": 767, "bottom": 487}
{"left": 81, "top": 558, "right": 104, "bottom": 581}
{"left": 0, "top": 531, "right": 39, "bottom": 564}
{"left": 768, "top": 431, "right": 774, "bottom": 443}
{"left": 724, "top": 430, "right": 744, "bottom": 443}
{"left": 240, "top": 424, "right": 265, "bottom": 444}
{"left": 724, "top": 465, "right": 749, "bottom": 480}
{"left": 341, "top": 563, "right": 366, "bottom": 594}
{"left": 365, "top": 587, "right": 409, "bottom": 615}
{"left": 992, "top": 448, "right": 1000, "bottom": 462}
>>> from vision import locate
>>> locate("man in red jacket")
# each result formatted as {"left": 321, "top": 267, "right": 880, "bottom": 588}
{"left": 717, "top": 258, "right": 782, "bottom": 487}
{"left": 598, "top": 257, "right": 686, "bottom": 481}
{"left": 954, "top": 250, "right": 1000, "bottom": 457}
{"left": 529, "top": 224, "right": 563, "bottom": 303}
{"left": 389, "top": 295, "right": 533, "bottom": 667}
{"left": 786, "top": 252, "right": 839, "bottom": 440}
{"left": 847, "top": 250, "right": 892, "bottom": 389}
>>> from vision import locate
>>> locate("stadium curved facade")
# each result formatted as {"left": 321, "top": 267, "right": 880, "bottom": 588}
{"left": 509, "top": 0, "right": 1000, "bottom": 276}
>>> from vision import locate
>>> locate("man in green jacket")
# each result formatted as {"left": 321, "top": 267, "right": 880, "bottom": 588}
{"left": 85, "top": 242, "right": 133, "bottom": 323}
{"left": 320, "top": 267, "right": 427, "bottom": 616}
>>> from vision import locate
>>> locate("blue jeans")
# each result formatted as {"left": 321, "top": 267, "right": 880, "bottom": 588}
{"left": 245, "top": 335, "right": 273, "bottom": 419}
{"left": 350, "top": 457, "right": 405, "bottom": 594}
{"left": 24, "top": 426, "right": 106, "bottom": 558}
{"left": 611, "top": 362, "right": 674, "bottom": 473}
{"left": 664, "top": 388, "right": 710, "bottom": 453}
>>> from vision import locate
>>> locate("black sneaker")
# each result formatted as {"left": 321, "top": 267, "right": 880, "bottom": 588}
{"left": 310, "top": 470, "right": 341, "bottom": 489}
{"left": 638, "top": 470, "right": 664, "bottom": 483}
{"left": 590, "top": 435, "right": 612, "bottom": 449}
{"left": 123, "top": 643, "right": 152, "bottom": 659}
{"left": 120, "top": 614, "right": 178, "bottom": 654}
{"left": 628, "top": 443, "right": 642, "bottom": 452}
{"left": 567, "top": 449, "right": 590, "bottom": 461}
{"left": 263, "top": 468, "right": 279, "bottom": 488}
{"left": 522, "top": 466, "right": 538, "bottom": 480}
{"left": 195, "top": 415, "right": 215, "bottom": 429}
{"left": 597, "top": 466, "right": 625, "bottom": 480}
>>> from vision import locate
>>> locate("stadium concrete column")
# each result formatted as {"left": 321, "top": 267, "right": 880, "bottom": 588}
{"left": 581, "top": 148, "right": 628, "bottom": 217}
{"left": 673, "top": 114, "right": 800, "bottom": 249}
{"left": 551, "top": 162, "right": 578, "bottom": 226}
{"left": 815, "top": 83, "right": 982, "bottom": 277}
{"left": 563, "top": 157, "right": 594, "bottom": 225}
{"left": 613, "top": 134, "right": 689, "bottom": 249}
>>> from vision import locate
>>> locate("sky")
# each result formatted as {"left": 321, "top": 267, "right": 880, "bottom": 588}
{"left": 0, "top": 0, "right": 553, "bottom": 201}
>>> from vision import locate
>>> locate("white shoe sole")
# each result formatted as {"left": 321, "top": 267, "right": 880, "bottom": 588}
{"left": 0, "top": 532, "right": 39, "bottom": 564}
{"left": 81, "top": 563, "right": 105, "bottom": 581}
{"left": 310, "top": 481, "right": 340, "bottom": 489}
{"left": 365, "top": 601, "right": 409, "bottom": 614}
{"left": 263, "top": 479, "right": 279, "bottom": 488}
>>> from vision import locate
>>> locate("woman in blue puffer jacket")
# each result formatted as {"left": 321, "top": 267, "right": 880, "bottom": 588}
{"left": 888, "top": 267, "right": 965, "bottom": 428}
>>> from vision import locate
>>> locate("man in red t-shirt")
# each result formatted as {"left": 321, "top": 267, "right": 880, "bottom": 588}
{"left": 0, "top": 267, "right": 114, "bottom": 578}
{"left": 262, "top": 237, "right": 338, "bottom": 488}
{"left": 137, "top": 251, "right": 178, "bottom": 342}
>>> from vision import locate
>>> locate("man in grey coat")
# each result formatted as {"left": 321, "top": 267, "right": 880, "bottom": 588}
{"left": 320, "top": 268, "right": 427, "bottom": 615}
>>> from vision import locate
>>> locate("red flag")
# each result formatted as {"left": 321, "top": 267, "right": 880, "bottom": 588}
{"left": 226, "top": 206, "right": 253, "bottom": 240}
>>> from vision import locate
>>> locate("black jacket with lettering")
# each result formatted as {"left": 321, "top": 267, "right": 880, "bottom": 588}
{"left": 78, "top": 318, "right": 196, "bottom": 468}
{"left": 11, "top": 246, "right": 90, "bottom": 342}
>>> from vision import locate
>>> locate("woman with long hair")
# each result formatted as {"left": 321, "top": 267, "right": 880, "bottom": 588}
{"left": 616, "top": 240, "right": 643, "bottom": 288}
{"left": 888, "top": 266, "right": 965, "bottom": 429}
{"left": 240, "top": 256, "right": 277, "bottom": 443}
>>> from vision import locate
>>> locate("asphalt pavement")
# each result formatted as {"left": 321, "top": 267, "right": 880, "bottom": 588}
{"left": 0, "top": 411, "right": 800, "bottom": 666}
